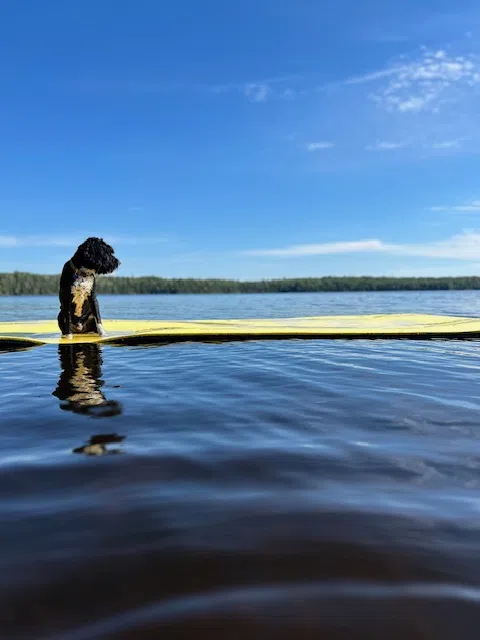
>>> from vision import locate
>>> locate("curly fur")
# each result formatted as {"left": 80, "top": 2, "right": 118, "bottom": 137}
{"left": 72, "top": 237, "right": 120, "bottom": 275}
{"left": 57, "top": 237, "right": 120, "bottom": 338}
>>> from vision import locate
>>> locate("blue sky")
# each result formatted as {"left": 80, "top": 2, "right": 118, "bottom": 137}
{"left": 2, "top": 1, "right": 480, "bottom": 278}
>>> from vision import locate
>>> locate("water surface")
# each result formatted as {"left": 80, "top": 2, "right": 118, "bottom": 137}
{"left": 1, "top": 292, "right": 480, "bottom": 638}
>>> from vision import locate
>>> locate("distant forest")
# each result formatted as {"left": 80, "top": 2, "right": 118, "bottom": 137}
{"left": 2, "top": 272, "right": 480, "bottom": 295}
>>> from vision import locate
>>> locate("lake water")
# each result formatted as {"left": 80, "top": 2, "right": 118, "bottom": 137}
{"left": 1, "top": 292, "right": 480, "bottom": 639}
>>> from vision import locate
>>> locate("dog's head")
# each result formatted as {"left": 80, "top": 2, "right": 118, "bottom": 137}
{"left": 73, "top": 237, "right": 120, "bottom": 275}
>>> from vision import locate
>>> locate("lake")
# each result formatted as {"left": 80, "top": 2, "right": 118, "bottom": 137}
{"left": 1, "top": 291, "right": 480, "bottom": 639}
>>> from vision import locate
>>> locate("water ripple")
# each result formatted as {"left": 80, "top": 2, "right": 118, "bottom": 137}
{"left": 2, "top": 293, "right": 480, "bottom": 637}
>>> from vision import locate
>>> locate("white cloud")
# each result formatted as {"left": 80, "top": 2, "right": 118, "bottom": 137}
{"left": 341, "top": 49, "right": 480, "bottom": 114}
{"left": 366, "top": 141, "right": 407, "bottom": 150}
{"left": 281, "top": 88, "right": 296, "bottom": 99}
{"left": 430, "top": 139, "right": 463, "bottom": 149}
{"left": 0, "top": 234, "right": 169, "bottom": 248}
{"left": 0, "top": 236, "right": 76, "bottom": 248}
{"left": 243, "top": 240, "right": 384, "bottom": 257}
{"left": 305, "top": 141, "right": 335, "bottom": 151}
{"left": 244, "top": 83, "right": 270, "bottom": 103}
{"left": 344, "top": 67, "right": 403, "bottom": 86}
{"left": 210, "top": 75, "right": 300, "bottom": 103}
{"left": 242, "top": 231, "right": 480, "bottom": 260}
{"left": 368, "top": 49, "right": 480, "bottom": 113}
{"left": 306, "top": 47, "right": 480, "bottom": 159}
{"left": 429, "top": 200, "right": 480, "bottom": 212}
{"left": 0, "top": 236, "right": 20, "bottom": 247}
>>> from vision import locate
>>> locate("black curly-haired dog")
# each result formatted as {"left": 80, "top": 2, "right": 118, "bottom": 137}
{"left": 57, "top": 237, "right": 120, "bottom": 338}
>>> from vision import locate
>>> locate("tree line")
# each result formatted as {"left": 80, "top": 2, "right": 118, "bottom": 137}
{"left": 2, "top": 272, "right": 480, "bottom": 295}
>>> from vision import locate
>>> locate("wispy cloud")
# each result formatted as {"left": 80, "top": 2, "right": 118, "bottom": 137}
{"left": 0, "top": 235, "right": 77, "bottom": 248}
{"left": 429, "top": 200, "right": 480, "bottom": 212}
{"left": 243, "top": 83, "right": 270, "bottom": 103}
{"left": 366, "top": 141, "right": 407, "bottom": 151}
{"left": 243, "top": 240, "right": 384, "bottom": 257}
{"left": 74, "top": 74, "right": 301, "bottom": 105}
{"left": 242, "top": 231, "right": 480, "bottom": 260}
{"left": 305, "top": 141, "right": 335, "bottom": 151}
{"left": 430, "top": 139, "right": 463, "bottom": 149}
{"left": 344, "top": 67, "right": 402, "bottom": 86}
{"left": 318, "top": 46, "right": 480, "bottom": 158}
{"left": 0, "top": 234, "right": 169, "bottom": 248}
{"left": 211, "top": 74, "right": 300, "bottom": 103}
{"left": 365, "top": 49, "right": 480, "bottom": 114}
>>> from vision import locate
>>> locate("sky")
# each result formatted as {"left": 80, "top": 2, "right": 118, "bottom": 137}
{"left": 2, "top": 0, "right": 480, "bottom": 279}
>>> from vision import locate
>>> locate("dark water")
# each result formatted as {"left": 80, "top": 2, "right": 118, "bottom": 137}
{"left": 2, "top": 292, "right": 480, "bottom": 639}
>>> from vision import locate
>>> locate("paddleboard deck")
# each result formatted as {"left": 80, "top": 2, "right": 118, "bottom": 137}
{"left": 0, "top": 314, "right": 480, "bottom": 347}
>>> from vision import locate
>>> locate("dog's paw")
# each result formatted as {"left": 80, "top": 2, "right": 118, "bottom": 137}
{"left": 97, "top": 324, "right": 107, "bottom": 337}
{"left": 63, "top": 333, "right": 73, "bottom": 340}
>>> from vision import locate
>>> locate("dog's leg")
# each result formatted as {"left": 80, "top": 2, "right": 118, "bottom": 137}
{"left": 64, "top": 306, "right": 73, "bottom": 339}
{"left": 57, "top": 311, "right": 65, "bottom": 335}
{"left": 89, "top": 286, "right": 106, "bottom": 336}
{"left": 58, "top": 263, "right": 75, "bottom": 339}
{"left": 59, "top": 295, "right": 74, "bottom": 339}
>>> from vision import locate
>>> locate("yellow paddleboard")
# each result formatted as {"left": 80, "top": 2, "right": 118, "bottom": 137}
{"left": 0, "top": 314, "right": 480, "bottom": 347}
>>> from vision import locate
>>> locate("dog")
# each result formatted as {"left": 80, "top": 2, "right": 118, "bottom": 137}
{"left": 57, "top": 237, "right": 120, "bottom": 338}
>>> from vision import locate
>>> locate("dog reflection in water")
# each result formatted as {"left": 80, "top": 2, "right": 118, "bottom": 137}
{"left": 73, "top": 433, "right": 125, "bottom": 456}
{"left": 52, "top": 343, "right": 125, "bottom": 455}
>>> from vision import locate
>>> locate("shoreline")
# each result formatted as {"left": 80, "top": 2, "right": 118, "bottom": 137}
{"left": 1, "top": 274, "right": 480, "bottom": 296}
